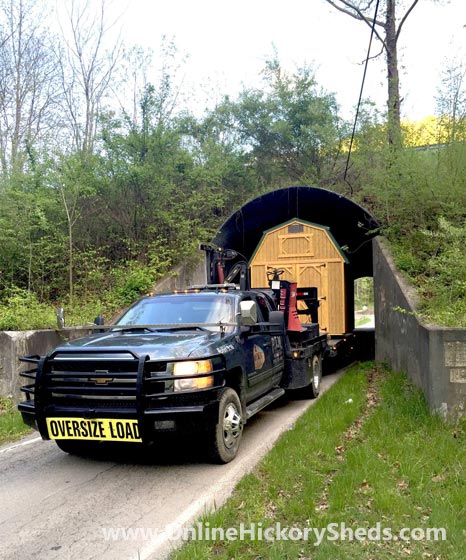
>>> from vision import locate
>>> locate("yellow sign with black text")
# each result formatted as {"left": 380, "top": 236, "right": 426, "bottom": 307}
{"left": 46, "top": 417, "right": 142, "bottom": 442}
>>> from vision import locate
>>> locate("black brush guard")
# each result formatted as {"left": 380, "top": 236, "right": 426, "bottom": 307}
{"left": 18, "top": 349, "right": 225, "bottom": 441}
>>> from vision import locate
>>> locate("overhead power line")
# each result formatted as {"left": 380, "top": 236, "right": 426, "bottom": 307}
{"left": 344, "top": 0, "right": 381, "bottom": 194}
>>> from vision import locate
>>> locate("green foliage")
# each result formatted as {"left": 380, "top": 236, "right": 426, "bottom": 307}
{"left": 0, "top": 288, "right": 57, "bottom": 330}
{"left": 0, "top": 42, "right": 464, "bottom": 329}
{"left": 208, "top": 56, "right": 344, "bottom": 186}
{"left": 414, "top": 217, "right": 466, "bottom": 326}
{"left": 0, "top": 397, "right": 31, "bottom": 445}
{"left": 115, "top": 263, "right": 158, "bottom": 306}
{"left": 348, "top": 130, "right": 466, "bottom": 326}
{"left": 0, "top": 248, "right": 177, "bottom": 329}
{"left": 354, "top": 277, "right": 374, "bottom": 311}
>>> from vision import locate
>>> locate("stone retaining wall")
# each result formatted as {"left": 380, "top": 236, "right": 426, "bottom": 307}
{"left": 0, "top": 328, "right": 92, "bottom": 402}
{"left": 373, "top": 238, "right": 466, "bottom": 420}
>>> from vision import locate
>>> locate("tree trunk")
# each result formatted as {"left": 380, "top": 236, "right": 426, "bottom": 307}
{"left": 324, "top": 0, "right": 422, "bottom": 150}
{"left": 386, "top": 0, "right": 402, "bottom": 149}
{"left": 11, "top": 0, "right": 24, "bottom": 173}
{"left": 68, "top": 218, "right": 73, "bottom": 304}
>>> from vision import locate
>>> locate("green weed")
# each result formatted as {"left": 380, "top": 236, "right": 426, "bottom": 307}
{"left": 170, "top": 364, "right": 465, "bottom": 560}
{"left": 0, "top": 397, "right": 31, "bottom": 446}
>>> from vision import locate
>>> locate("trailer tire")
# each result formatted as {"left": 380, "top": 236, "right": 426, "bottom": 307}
{"left": 207, "top": 387, "right": 243, "bottom": 464}
{"left": 301, "top": 353, "right": 322, "bottom": 399}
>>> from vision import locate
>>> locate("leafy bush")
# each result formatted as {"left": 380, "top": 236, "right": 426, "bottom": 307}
{"left": 114, "top": 263, "right": 156, "bottom": 306}
{"left": 350, "top": 137, "right": 466, "bottom": 327}
{"left": 0, "top": 241, "right": 181, "bottom": 329}
{"left": 415, "top": 217, "right": 466, "bottom": 326}
{"left": 0, "top": 288, "right": 57, "bottom": 330}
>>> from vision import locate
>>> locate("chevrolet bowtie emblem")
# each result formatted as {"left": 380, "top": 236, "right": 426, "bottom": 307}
{"left": 89, "top": 376, "right": 113, "bottom": 385}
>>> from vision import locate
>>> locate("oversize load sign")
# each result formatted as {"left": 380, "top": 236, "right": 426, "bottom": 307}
{"left": 46, "top": 417, "right": 142, "bottom": 442}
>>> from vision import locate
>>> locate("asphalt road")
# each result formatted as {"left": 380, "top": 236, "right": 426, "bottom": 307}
{"left": 0, "top": 371, "right": 343, "bottom": 560}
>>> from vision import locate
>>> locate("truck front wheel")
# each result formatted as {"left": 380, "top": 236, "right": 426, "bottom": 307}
{"left": 207, "top": 387, "right": 243, "bottom": 464}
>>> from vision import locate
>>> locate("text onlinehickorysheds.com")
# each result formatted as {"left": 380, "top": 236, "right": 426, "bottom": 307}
{"left": 101, "top": 522, "right": 447, "bottom": 546}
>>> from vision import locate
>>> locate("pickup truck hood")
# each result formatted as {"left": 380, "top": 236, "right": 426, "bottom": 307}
{"left": 55, "top": 330, "right": 223, "bottom": 360}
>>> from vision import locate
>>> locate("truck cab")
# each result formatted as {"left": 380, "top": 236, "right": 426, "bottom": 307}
{"left": 20, "top": 286, "right": 313, "bottom": 463}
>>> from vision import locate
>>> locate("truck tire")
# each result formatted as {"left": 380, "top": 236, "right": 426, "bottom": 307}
{"left": 207, "top": 387, "right": 243, "bottom": 464}
{"left": 302, "top": 353, "right": 322, "bottom": 399}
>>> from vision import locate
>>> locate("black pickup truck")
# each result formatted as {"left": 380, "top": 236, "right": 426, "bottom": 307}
{"left": 19, "top": 284, "right": 326, "bottom": 463}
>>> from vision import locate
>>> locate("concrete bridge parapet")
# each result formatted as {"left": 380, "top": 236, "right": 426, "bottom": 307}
{"left": 374, "top": 238, "right": 466, "bottom": 420}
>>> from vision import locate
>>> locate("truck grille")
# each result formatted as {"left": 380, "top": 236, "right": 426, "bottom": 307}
{"left": 47, "top": 353, "right": 139, "bottom": 403}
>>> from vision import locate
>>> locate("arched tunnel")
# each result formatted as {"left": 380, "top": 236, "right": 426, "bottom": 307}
{"left": 205, "top": 186, "right": 381, "bottom": 358}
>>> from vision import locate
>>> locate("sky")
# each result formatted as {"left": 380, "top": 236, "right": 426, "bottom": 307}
{"left": 112, "top": 0, "right": 466, "bottom": 122}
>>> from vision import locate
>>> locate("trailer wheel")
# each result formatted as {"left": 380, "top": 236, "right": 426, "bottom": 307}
{"left": 310, "top": 353, "right": 322, "bottom": 397}
{"left": 207, "top": 387, "right": 243, "bottom": 464}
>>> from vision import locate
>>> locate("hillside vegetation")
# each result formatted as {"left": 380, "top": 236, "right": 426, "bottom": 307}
{"left": 0, "top": 1, "right": 465, "bottom": 329}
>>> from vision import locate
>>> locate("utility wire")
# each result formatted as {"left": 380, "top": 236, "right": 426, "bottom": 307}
{"left": 344, "top": 0, "right": 381, "bottom": 194}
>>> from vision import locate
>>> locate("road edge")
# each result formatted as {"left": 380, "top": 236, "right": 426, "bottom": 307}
{"left": 134, "top": 370, "right": 344, "bottom": 560}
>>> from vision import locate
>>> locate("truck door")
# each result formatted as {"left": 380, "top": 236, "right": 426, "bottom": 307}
{"left": 240, "top": 295, "right": 282, "bottom": 402}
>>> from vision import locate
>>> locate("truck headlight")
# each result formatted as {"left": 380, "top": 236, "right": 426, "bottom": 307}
{"left": 173, "top": 360, "right": 214, "bottom": 391}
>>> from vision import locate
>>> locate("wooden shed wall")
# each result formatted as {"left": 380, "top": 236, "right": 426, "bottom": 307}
{"left": 249, "top": 220, "right": 347, "bottom": 334}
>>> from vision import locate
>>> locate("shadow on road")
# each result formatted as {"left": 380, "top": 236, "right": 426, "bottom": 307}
{"left": 53, "top": 401, "right": 288, "bottom": 467}
{"left": 51, "top": 362, "right": 355, "bottom": 467}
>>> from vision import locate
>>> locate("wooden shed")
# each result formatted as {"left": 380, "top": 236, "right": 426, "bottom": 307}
{"left": 249, "top": 219, "right": 349, "bottom": 335}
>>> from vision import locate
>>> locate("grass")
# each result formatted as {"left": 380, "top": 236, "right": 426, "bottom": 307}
{"left": 170, "top": 363, "right": 465, "bottom": 560}
{"left": 0, "top": 397, "right": 32, "bottom": 446}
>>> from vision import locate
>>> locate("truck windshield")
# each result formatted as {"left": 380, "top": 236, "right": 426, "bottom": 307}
{"left": 116, "top": 294, "right": 236, "bottom": 331}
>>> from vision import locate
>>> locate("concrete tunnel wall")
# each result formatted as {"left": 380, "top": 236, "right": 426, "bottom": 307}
{"left": 373, "top": 238, "right": 466, "bottom": 421}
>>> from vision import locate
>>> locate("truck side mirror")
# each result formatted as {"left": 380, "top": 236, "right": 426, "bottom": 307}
{"left": 56, "top": 307, "right": 65, "bottom": 329}
{"left": 239, "top": 301, "right": 258, "bottom": 326}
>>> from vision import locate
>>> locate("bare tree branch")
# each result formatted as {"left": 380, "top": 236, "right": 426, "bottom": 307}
{"left": 57, "top": 0, "right": 122, "bottom": 154}
{"left": 0, "top": 0, "right": 61, "bottom": 172}
{"left": 361, "top": 43, "right": 385, "bottom": 64}
{"left": 324, "top": 0, "right": 387, "bottom": 49}
{"left": 396, "top": 0, "right": 420, "bottom": 42}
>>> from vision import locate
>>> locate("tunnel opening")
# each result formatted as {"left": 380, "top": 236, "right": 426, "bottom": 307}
{"left": 207, "top": 186, "right": 380, "bottom": 357}
{"left": 354, "top": 277, "right": 375, "bottom": 330}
